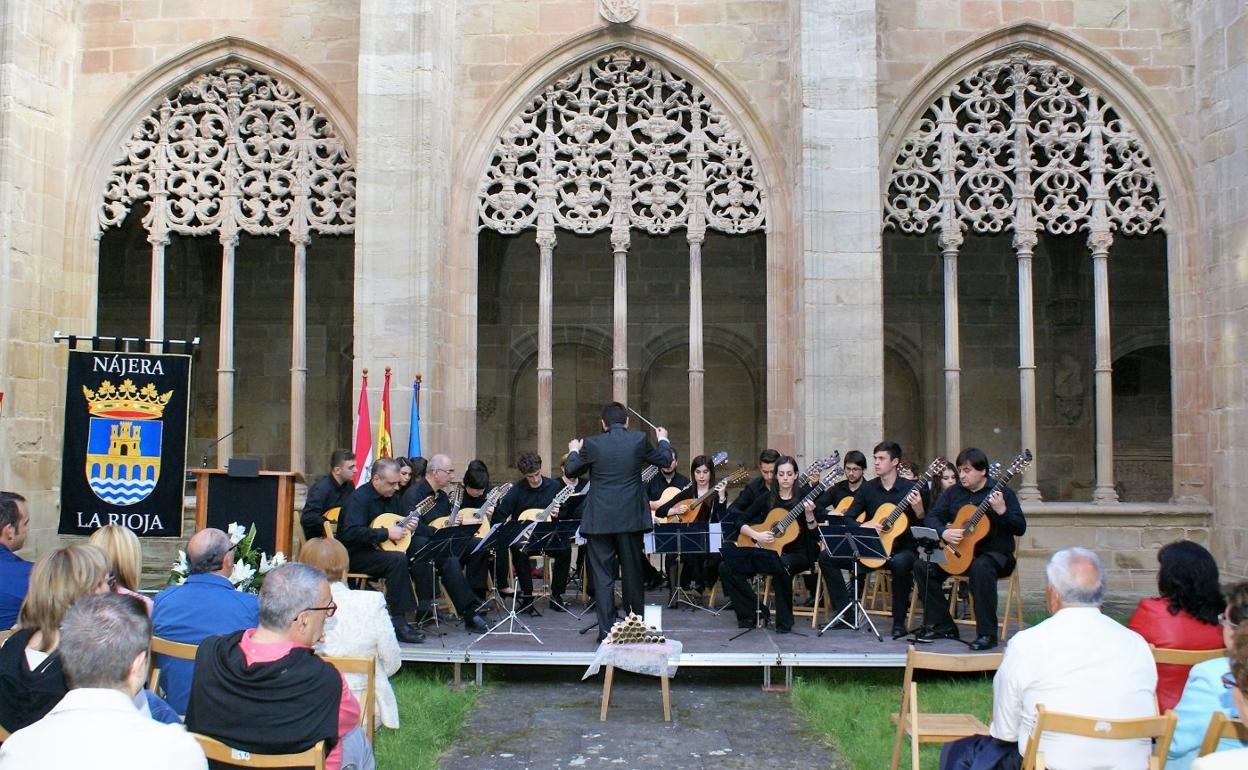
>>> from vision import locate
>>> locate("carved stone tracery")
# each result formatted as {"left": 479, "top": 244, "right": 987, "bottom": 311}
{"left": 99, "top": 63, "right": 356, "bottom": 241}
{"left": 884, "top": 54, "right": 1164, "bottom": 242}
{"left": 478, "top": 49, "right": 766, "bottom": 243}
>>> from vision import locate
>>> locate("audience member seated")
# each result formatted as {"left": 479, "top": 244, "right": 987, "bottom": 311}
{"left": 186, "top": 563, "right": 370, "bottom": 770}
{"left": 0, "top": 493, "right": 32, "bottom": 630}
{"left": 1128, "top": 540, "right": 1226, "bottom": 712}
{"left": 152, "top": 528, "right": 259, "bottom": 715}
{"left": 1168, "top": 581, "right": 1248, "bottom": 770}
{"left": 1192, "top": 623, "right": 1248, "bottom": 769}
{"left": 940, "top": 547, "right": 1157, "bottom": 770}
{"left": 299, "top": 537, "right": 402, "bottom": 730}
{"left": 0, "top": 593, "right": 206, "bottom": 769}
{"left": 0, "top": 543, "right": 109, "bottom": 733}
{"left": 90, "top": 524, "right": 153, "bottom": 614}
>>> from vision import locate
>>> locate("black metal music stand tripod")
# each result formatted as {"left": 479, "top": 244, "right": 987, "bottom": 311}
{"left": 466, "top": 520, "right": 543, "bottom": 646}
{"left": 651, "top": 523, "right": 717, "bottom": 614}
{"left": 817, "top": 524, "right": 886, "bottom": 641}
{"left": 722, "top": 544, "right": 787, "bottom": 642}
{"left": 407, "top": 524, "right": 480, "bottom": 644}
{"left": 524, "top": 519, "right": 587, "bottom": 619}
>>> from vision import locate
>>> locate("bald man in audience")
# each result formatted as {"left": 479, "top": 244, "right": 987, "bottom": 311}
{"left": 151, "top": 528, "right": 259, "bottom": 715}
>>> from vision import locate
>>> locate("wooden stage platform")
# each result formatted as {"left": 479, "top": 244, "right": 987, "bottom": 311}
{"left": 399, "top": 589, "right": 999, "bottom": 686}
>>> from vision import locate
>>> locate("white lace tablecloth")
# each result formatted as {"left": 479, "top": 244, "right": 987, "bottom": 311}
{"left": 582, "top": 639, "right": 683, "bottom": 680}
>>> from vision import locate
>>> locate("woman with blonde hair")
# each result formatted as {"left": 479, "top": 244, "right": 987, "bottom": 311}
{"left": 298, "top": 537, "right": 402, "bottom": 730}
{"left": 89, "top": 524, "right": 153, "bottom": 613}
{"left": 0, "top": 543, "right": 109, "bottom": 732}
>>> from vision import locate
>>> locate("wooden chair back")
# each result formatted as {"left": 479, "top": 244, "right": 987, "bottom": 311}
{"left": 1021, "top": 705, "right": 1177, "bottom": 770}
{"left": 322, "top": 654, "right": 376, "bottom": 741}
{"left": 192, "top": 734, "right": 325, "bottom": 769}
{"left": 1149, "top": 644, "right": 1225, "bottom": 666}
{"left": 889, "top": 645, "right": 1003, "bottom": 770}
{"left": 1198, "top": 711, "right": 1248, "bottom": 756}
{"left": 148, "top": 636, "right": 200, "bottom": 694}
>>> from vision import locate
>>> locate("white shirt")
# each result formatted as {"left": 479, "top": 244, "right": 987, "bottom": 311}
{"left": 0, "top": 687, "right": 206, "bottom": 770}
{"left": 990, "top": 606, "right": 1157, "bottom": 770}
{"left": 1192, "top": 747, "right": 1248, "bottom": 769}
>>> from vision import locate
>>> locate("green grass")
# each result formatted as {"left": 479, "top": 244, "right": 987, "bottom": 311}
{"left": 374, "top": 666, "right": 479, "bottom": 770}
{"left": 794, "top": 668, "right": 995, "bottom": 770}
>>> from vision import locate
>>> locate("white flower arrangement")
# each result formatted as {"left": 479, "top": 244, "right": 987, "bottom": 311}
{"left": 167, "top": 522, "right": 285, "bottom": 594}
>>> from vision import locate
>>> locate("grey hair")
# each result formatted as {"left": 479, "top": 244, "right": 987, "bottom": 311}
{"left": 187, "top": 528, "right": 231, "bottom": 574}
{"left": 60, "top": 593, "right": 151, "bottom": 690}
{"left": 371, "top": 457, "right": 399, "bottom": 479}
{"left": 428, "top": 454, "right": 451, "bottom": 472}
{"left": 1046, "top": 547, "right": 1106, "bottom": 607}
{"left": 258, "top": 562, "right": 327, "bottom": 631}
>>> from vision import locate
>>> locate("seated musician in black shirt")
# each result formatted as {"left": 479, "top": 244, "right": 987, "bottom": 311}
{"left": 843, "top": 441, "right": 927, "bottom": 639}
{"left": 493, "top": 451, "right": 564, "bottom": 612}
{"left": 335, "top": 457, "right": 425, "bottom": 644}
{"left": 399, "top": 454, "right": 490, "bottom": 632}
{"left": 643, "top": 447, "right": 688, "bottom": 589}
{"left": 720, "top": 455, "right": 816, "bottom": 633}
{"left": 915, "top": 447, "right": 1026, "bottom": 650}
{"left": 727, "top": 448, "right": 779, "bottom": 521}
{"left": 815, "top": 449, "right": 866, "bottom": 515}
{"left": 300, "top": 449, "right": 355, "bottom": 542}
{"left": 558, "top": 454, "right": 592, "bottom": 601}
{"left": 654, "top": 454, "right": 729, "bottom": 593}
{"left": 457, "top": 460, "right": 495, "bottom": 600}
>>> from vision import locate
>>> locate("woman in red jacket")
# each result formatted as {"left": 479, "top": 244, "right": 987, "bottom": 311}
{"left": 1128, "top": 540, "right": 1226, "bottom": 712}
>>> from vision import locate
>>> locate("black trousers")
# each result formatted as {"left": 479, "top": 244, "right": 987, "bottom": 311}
{"left": 586, "top": 531, "right": 645, "bottom": 634}
{"left": 406, "top": 534, "right": 480, "bottom": 618}
{"left": 859, "top": 548, "right": 919, "bottom": 624}
{"left": 347, "top": 548, "right": 416, "bottom": 617}
{"left": 509, "top": 546, "right": 572, "bottom": 599}
{"left": 815, "top": 551, "right": 854, "bottom": 616}
{"left": 917, "top": 551, "right": 1012, "bottom": 638}
{"left": 719, "top": 550, "right": 801, "bottom": 630}
{"left": 462, "top": 538, "right": 491, "bottom": 599}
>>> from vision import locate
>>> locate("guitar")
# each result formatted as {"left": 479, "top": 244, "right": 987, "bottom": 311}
{"left": 856, "top": 457, "right": 947, "bottom": 569}
{"left": 653, "top": 451, "right": 729, "bottom": 508}
{"left": 735, "top": 452, "right": 844, "bottom": 552}
{"left": 371, "top": 494, "right": 439, "bottom": 553}
{"left": 938, "top": 450, "right": 1033, "bottom": 575}
{"left": 661, "top": 466, "right": 751, "bottom": 523}
{"left": 641, "top": 465, "right": 660, "bottom": 484}
{"left": 426, "top": 484, "right": 465, "bottom": 530}
{"left": 323, "top": 506, "right": 342, "bottom": 537}
{"left": 517, "top": 481, "right": 587, "bottom": 524}
{"left": 455, "top": 482, "right": 515, "bottom": 538}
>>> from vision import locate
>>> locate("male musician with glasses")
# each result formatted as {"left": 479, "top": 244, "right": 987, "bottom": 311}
{"left": 565, "top": 402, "right": 672, "bottom": 643}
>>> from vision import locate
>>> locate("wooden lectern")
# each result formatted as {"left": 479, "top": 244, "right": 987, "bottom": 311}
{"left": 191, "top": 469, "right": 297, "bottom": 556}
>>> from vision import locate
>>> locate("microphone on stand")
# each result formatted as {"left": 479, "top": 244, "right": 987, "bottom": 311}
{"left": 202, "top": 425, "right": 244, "bottom": 468}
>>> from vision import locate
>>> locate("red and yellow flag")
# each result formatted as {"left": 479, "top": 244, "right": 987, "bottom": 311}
{"left": 376, "top": 367, "right": 393, "bottom": 459}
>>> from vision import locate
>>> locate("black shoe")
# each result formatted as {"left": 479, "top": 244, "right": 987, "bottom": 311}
{"left": 549, "top": 598, "right": 568, "bottom": 612}
{"left": 463, "top": 614, "right": 490, "bottom": 633}
{"left": 969, "top": 634, "right": 998, "bottom": 651}
{"left": 916, "top": 625, "right": 960, "bottom": 643}
{"left": 801, "top": 597, "right": 816, "bottom": 608}
{"left": 645, "top": 575, "right": 666, "bottom": 591}
{"left": 892, "top": 621, "right": 908, "bottom": 639}
{"left": 776, "top": 626, "right": 793, "bottom": 635}
{"left": 595, "top": 631, "right": 608, "bottom": 643}
{"left": 392, "top": 621, "right": 426, "bottom": 644}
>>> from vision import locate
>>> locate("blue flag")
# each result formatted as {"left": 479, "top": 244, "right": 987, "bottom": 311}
{"left": 407, "top": 379, "right": 421, "bottom": 458}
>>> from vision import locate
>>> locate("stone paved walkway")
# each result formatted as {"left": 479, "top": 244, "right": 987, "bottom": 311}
{"left": 437, "top": 667, "right": 846, "bottom": 770}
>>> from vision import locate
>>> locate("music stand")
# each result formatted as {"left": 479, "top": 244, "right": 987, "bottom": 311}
{"left": 523, "top": 519, "right": 585, "bottom": 618}
{"left": 721, "top": 544, "right": 787, "bottom": 642}
{"left": 817, "top": 524, "right": 887, "bottom": 641}
{"left": 906, "top": 525, "right": 955, "bottom": 643}
{"left": 466, "top": 518, "right": 545, "bottom": 647}
{"left": 651, "top": 523, "right": 716, "bottom": 614}
{"left": 470, "top": 520, "right": 532, "bottom": 617}
{"left": 407, "top": 524, "right": 479, "bottom": 641}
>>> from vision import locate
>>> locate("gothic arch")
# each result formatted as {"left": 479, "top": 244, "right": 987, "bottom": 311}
{"left": 508, "top": 326, "right": 615, "bottom": 373}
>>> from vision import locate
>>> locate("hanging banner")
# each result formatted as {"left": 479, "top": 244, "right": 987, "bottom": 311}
{"left": 59, "top": 350, "right": 192, "bottom": 537}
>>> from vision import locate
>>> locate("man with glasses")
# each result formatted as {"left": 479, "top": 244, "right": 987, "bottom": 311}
{"left": 152, "top": 527, "right": 260, "bottom": 714}
{"left": 337, "top": 457, "right": 426, "bottom": 643}
{"left": 400, "top": 454, "right": 490, "bottom": 632}
{"left": 187, "top": 563, "right": 371, "bottom": 770}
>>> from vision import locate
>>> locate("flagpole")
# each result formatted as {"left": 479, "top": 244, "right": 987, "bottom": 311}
{"left": 376, "top": 366, "right": 394, "bottom": 460}
{"left": 352, "top": 369, "right": 373, "bottom": 487}
{"left": 408, "top": 374, "right": 422, "bottom": 459}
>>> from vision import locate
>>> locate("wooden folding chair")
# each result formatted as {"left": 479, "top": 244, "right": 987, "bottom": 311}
{"left": 1148, "top": 645, "right": 1226, "bottom": 711}
{"left": 148, "top": 636, "right": 199, "bottom": 695}
{"left": 1021, "top": 704, "right": 1177, "bottom": 770}
{"left": 949, "top": 539, "right": 1025, "bottom": 642}
{"left": 192, "top": 734, "right": 325, "bottom": 769}
{"left": 1198, "top": 711, "right": 1248, "bottom": 756}
{"left": 323, "top": 521, "right": 381, "bottom": 591}
{"left": 322, "top": 654, "right": 376, "bottom": 742}
{"left": 890, "top": 645, "right": 1003, "bottom": 770}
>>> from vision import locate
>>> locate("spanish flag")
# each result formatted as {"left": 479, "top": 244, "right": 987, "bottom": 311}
{"left": 376, "top": 367, "right": 394, "bottom": 460}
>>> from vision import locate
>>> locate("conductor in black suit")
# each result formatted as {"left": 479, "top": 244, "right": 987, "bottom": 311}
{"left": 564, "top": 401, "right": 672, "bottom": 641}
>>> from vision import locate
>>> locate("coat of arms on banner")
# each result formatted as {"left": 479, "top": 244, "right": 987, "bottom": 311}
{"left": 83, "top": 379, "right": 172, "bottom": 506}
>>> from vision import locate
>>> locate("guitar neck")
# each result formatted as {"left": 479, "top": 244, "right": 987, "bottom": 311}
{"left": 965, "top": 476, "right": 1015, "bottom": 530}
{"left": 882, "top": 472, "right": 937, "bottom": 527}
{"left": 777, "top": 476, "right": 836, "bottom": 530}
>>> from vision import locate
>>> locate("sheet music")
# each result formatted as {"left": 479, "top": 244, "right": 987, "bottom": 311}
{"left": 708, "top": 522, "right": 722, "bottom": 551}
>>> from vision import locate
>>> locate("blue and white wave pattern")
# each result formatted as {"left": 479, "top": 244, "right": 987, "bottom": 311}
{"left": 88, "top": 477, "right": 156, "bottom": 506}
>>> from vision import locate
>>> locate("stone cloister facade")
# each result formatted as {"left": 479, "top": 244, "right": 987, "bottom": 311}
{"left": 0, "top": 0, "right": 1244, "bottom": 590}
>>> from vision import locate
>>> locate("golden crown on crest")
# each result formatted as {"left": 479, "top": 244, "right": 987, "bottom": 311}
{"left": 82, "top": 379, "right": 172, "bottom": 420}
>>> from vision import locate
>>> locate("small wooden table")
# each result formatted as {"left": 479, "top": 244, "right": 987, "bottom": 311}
{"left": 599, "top": 664, "right": 671, "bottom": 722}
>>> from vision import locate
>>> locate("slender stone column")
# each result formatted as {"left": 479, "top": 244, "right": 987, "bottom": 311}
{"left": 1015, "top": 236, "right": 1041, "bottom": 499}
{"left": 940, "top": 236, "right": 961, "bottom": 459}
{"left": 537, "top": 234, "right": 555, "bottom": 467}
{"left": 688, "top": 235, "right": 705, "bottom": 457}
{"left": 217, "top": 230, "right": 238, "bottom": 462}
{"left": 290, "top": 235, "right": 309, "bottom": 475}
{"left": 612, "top": 245, "right": 628, "bottom": 402}
{"left": 148, "top": 236, "right": 167, "bottom": 348}
{"left": 1090, "top": 231, "right": 1117, "bottom": 502}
